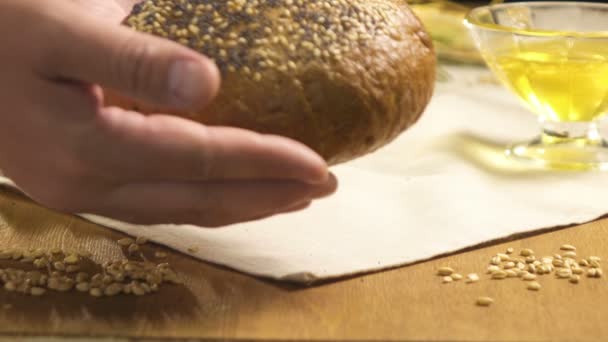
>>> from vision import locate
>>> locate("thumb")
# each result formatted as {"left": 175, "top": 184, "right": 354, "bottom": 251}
{"left": 43, "top": 4, "right": 220, "bottom": 110}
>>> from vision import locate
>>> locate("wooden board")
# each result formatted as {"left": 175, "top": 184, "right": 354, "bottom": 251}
{"left": 0, "top": 188, "right": 606, "bottom": 341}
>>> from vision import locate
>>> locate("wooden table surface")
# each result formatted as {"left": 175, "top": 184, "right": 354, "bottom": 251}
{"left": 0, "top": 187, "right": 606, "bottom": 342}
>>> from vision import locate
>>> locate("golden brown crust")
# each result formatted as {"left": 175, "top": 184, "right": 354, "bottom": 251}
{"left": 105, "top": 0, "right": 436, "bottom": 164}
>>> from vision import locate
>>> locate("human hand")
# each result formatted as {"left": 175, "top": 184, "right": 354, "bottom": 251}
{"left": 0, "top": 0, "right": 336, "bottom": 227}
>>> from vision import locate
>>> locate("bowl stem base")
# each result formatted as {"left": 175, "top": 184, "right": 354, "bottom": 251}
{"left": 506, "top": 120, "right": 608, "bottom": 171}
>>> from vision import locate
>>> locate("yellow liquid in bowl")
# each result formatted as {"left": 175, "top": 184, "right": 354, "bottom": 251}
{"left": 485, "top": 43, "right": 608, "bottom": 122}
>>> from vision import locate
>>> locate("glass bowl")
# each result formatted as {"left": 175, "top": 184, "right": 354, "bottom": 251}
{"left": 464, "top": 1, "right": 608, "bottom": 170}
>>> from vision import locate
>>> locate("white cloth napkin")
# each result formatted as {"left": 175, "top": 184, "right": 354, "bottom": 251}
{"left": 3, "top": 65, "right": 608, "bottom": 284}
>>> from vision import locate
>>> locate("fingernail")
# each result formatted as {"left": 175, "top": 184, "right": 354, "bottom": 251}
{"left": 310, "top": 173, "right": 338, "bottom": 199}
{"left": 282, "top": 201, "right": 312, "bottom": 213}
{"left": 279, "top": 140, "right": 330, "bottom": 184}
{"left": 168, "top": 59, "right": 218, "bottom": 108}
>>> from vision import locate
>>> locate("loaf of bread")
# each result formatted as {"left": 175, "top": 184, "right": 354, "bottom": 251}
{"left": 105, "top": 0, "right": 436, "bottom": 165}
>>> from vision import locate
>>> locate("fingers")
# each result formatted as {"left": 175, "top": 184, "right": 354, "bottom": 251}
{"left": 31, "top": 1, "right": 329, "bottom": 185}
{"left": 91, "top": 174, "right": 338, "bottom": 227}
{"left": 40, "top": 2, "right": 220, "bottom": 111}
{"left": 80, "top": 108, "right": 329, "bottom": 184}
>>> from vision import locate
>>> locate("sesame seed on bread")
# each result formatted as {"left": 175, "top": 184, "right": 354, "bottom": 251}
{"left": 105, "top": 0, "right": 436, "bottom": 164}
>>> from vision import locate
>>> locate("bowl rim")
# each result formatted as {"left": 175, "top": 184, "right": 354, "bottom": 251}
{"left": 463, "top": 1, "right": 608, "bottom": 38}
